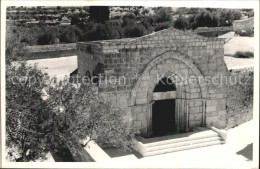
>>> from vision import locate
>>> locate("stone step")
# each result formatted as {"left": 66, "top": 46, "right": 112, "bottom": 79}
{"left": 133, "top": 127, "right": 226, "bottom": 157}
{"left": 145, "top": 136, "right": 222, "bottom": 152}
{"left": 143, "top": 140, "right": 224, "bottom": 157}
{"left": 138, "top": 130, "right": 219, "bottom": 148}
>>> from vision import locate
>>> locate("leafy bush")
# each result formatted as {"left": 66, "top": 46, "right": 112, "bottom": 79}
{"left": 155, "top": 7, "right": 173, "bottom": 22}
{"left": 189, "top": 9, "right": 242, "bottom": 30}
{"left": 248, "top": 10, "right": 254, "bottom": 17}
{"left": 59, "top": 26, "right": 83, "bottom": 43}
{"left": 155, "top": 21, "right": 173, "bottom": 31}
{"left": 233, "top": 51, "right": 254, "bottom": 58}
{"left": 174, "top": 16, "right": 189, "bottom": 30}
{"left": 124, "top": 24, "right": 146, "bottom": 38}
{"left": 37, "top": 31, "right": 58, "bottom": 45}
{"left": 189, "top": 10, "right": 218, "bottom": 29}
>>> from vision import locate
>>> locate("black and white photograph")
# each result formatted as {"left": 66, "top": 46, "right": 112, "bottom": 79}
{"left": 1, "top": 0, "right": 259, "bottom": 168}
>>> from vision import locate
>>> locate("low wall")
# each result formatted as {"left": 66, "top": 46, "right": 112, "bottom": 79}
{"left": 233, "top": 17, "right": 254, "bottom": 32}
{"left": 218, "top": 31, "right": 235, "bottom": 43}
{"left": 194, "top": 26, "right": 233, "bottom": 37}
{"left": 226, "top": 67, "right": 254, "bottom": 129}
{"left": 24, "top": 43, "right": 77, "bottom": 60}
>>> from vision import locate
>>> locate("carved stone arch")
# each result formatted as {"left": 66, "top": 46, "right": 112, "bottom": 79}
{"left": 131, "top": 50, "right": 208, "bottom": 105}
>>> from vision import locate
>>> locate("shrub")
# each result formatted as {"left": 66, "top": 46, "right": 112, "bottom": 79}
{"left": 37, "top": 31, "right": 57, "bottom": 45}
{"left": 174, "top": 16, "right": 189, "bottom": 30}
{"left": 155, "top": 7, "right": 173, "bottom": 23}
{"left": 155, "top": 21, "right": 173, "bottom": 31}
{"left": 233, "top": 51, "right": 254, "bottom": 58}
{"left": 248, "top": 10, "right": 254, "bottom": 17}
{"left": 59, "top": 26, "right": 83, "bottom": 43}
{"left": 124, "top": 24, "right": 146, "bottom": 38}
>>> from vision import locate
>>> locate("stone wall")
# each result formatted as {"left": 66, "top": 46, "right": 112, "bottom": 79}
{"left": 226, "top": 68, "right": 254, "bottom": 129}
{"left": 24, "top": 43, "right": 77, "bottom": 60}
{"left": 194, "top": 26, "right": 233, "bottom": 37}
{"left": 77, "top": 28, "right": 230, "bottom": 136}
{"left": 233, "top": 17, "right": 254, "bottom": 32}
{"left": 218, "top": 32, "right": 235, "bottom": 43}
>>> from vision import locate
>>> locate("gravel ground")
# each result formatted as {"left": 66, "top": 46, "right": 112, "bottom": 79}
{"left": 26, "top": 55, "right": 77, "bottom": 80}
{"left": 224, "top": 36, "right": 254, "bottom": 56}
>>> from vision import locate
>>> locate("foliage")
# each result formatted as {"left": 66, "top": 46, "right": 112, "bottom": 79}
{"left": 248, "top": 10, "right": 254, "bottom": 17}
{"left": 6, "top": 20, "right": 54, "bottom": 162}
{"left": 37, "top": 31, "right": 58, "bottom": 45}
{"left": 6, "top": 62, "right": 53, "bottom": 162}
{"left": 82, "top": 20, "right": 123, "bottom": 41}
{"left": 47, "top": 82, "right": 136, "bottom": 160}
{"left": 189, "top": 9, "right": 242, "bottom": 30}
{"left": 233, "top": 51, "right": 254, "bottom": 58}
{"left": 174, "top": 16, "right": 189, "bottom": 30}
{"left": 59, "top": 26, "right": 83, "bottom": 43}
{"left": 124, "top": 23, "right": 146, "bottom": 38}
{"left": 7, "top": 7, "right": 246, "bottom": 44}
{"left": 5, "top": 22, "right": 28, "bottom": 63}
{"left": 154, "top": 7, "right": 173, "bottom": 23}
{"left": 155, "top": 21, "right": 173, "bottom": 31}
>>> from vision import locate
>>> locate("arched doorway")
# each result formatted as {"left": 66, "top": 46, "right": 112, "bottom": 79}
{"left": 152, "top": 77, "right": 177, "bottom": 137}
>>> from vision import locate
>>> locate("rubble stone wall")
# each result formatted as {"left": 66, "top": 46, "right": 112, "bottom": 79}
{"left": 233, "top": 17, "right": 254, "bottom": 32}
{"left": 226, "top": 68, "right": 254, "bottom": 129}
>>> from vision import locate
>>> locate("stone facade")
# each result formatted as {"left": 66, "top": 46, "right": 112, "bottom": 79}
{"left": 76, "top": 28, "right": 247, "bottom": 137}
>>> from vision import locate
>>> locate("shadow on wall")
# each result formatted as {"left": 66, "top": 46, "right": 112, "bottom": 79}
{"left": 236, "top": 143, "right": 253, "bottom": 161}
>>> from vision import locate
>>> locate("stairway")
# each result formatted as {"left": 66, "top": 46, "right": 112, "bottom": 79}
{"left": 133, "top": 127, "right": 225, "bottom": 157}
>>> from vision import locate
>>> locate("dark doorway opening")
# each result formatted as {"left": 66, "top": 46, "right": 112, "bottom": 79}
{"left": 153, "top": 77, "right": 176, "bottom": 92}
{"left": 152, "top": 99, "right": 176, "bottom": 137}
{"left": 151, "top": 77, "right": 177, "bottom": 137}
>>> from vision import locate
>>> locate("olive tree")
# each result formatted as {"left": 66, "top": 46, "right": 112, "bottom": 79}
{"left": 6, "top": 62, "right": 53, "bottom": 162}
{"left": 47, "top": 81, "right": 136, "bottom": 161}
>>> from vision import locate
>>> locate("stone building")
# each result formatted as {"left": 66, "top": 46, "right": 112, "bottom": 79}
{"left": 76, "top": 28, "right": 245, "bottom": 137}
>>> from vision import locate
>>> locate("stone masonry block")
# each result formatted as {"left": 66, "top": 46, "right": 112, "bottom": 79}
{"left": 134, "top": 121, "right": 142, "bottom": 129}
{"left": 189, "top": 106, "right": 200, "bottom": 113}
{"left": 137, "top": 113, "right": 146, "bottom": 121}
{"left": 206, "top": 105, "right": 217, "bottom": 112}
{"left": 136, "top": 98, "right": 148, "bottom": 105}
